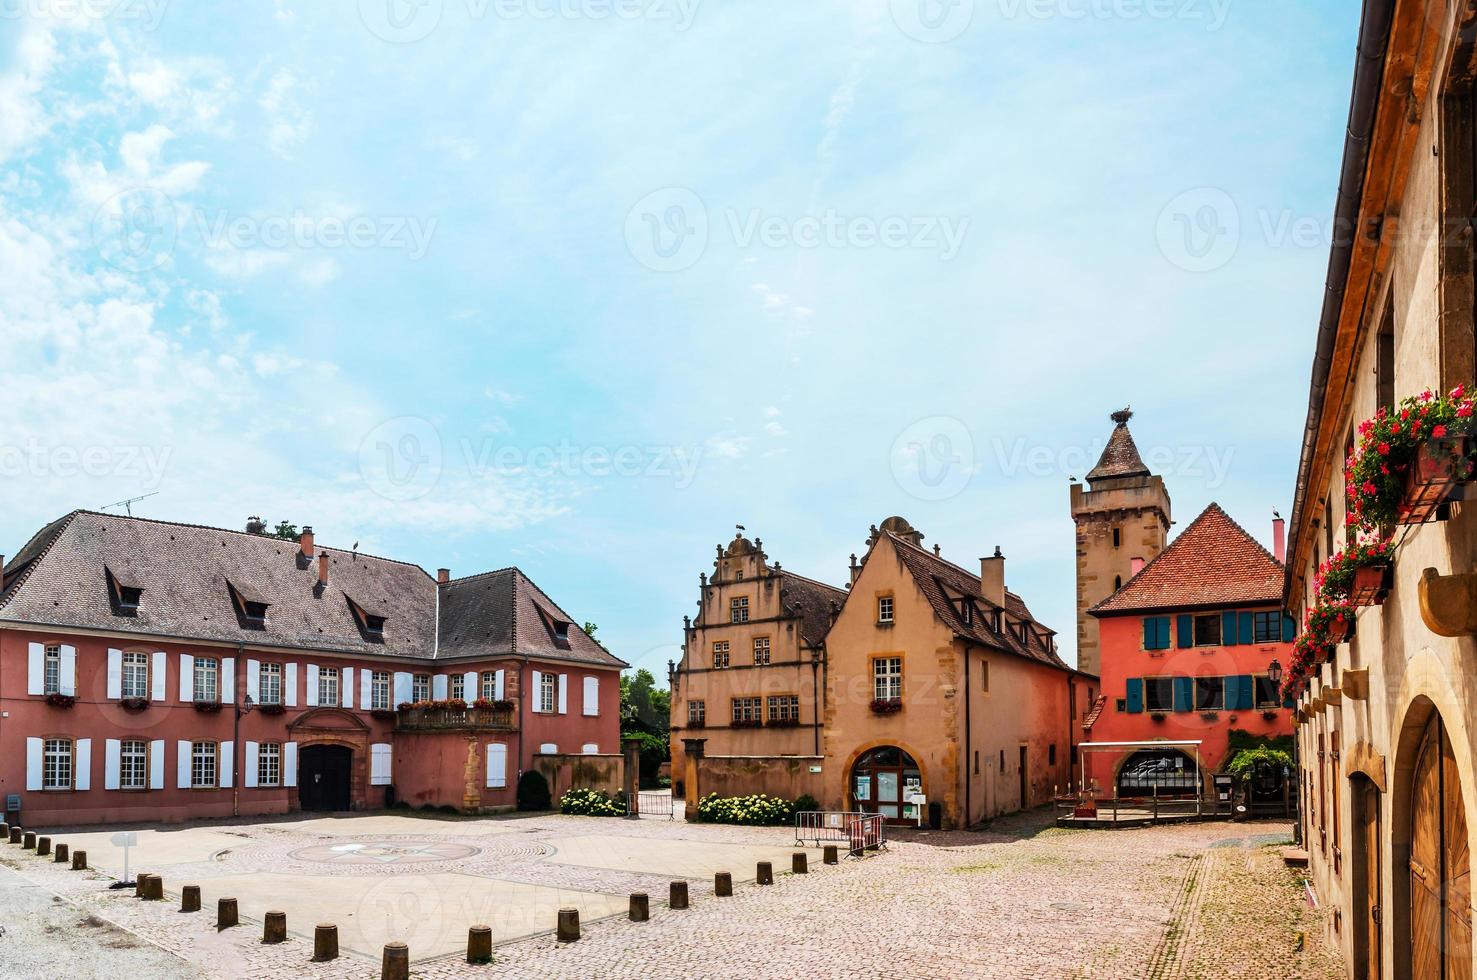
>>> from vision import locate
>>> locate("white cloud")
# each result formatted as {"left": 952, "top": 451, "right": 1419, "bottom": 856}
{"left": 260, "top": 69, "right": 313, "bottom": 159}
{"left": 0, "top": 23, "right": 57, "bottom": 165}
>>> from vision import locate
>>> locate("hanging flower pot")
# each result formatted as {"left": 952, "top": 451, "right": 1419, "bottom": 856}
{"left": 1347, "top": 385, "right": 1476, "bottom": 533}
{"left": 1398, "top": 435, "right": 1474, "bottom": 524}
{"left": 1348, "top": 562, "right": 1393, "bottom": 606}
{"left": 1317, "top": 539, "right": 1392, "bottom": 606}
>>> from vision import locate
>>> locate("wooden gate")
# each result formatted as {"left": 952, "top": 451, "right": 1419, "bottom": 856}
{"left": 1355, "top": 777, "right": 1382, "bottom": 980}
{"left": 1410, "top": 715, "right": 1472, "bottom": 979}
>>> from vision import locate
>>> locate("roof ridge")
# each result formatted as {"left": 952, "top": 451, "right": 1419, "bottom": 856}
{"left": 0, "top": 510, "right": 84, "bottom": 613}
{"left": 778, "top": 569, "right": 847, "bottom": 598}
{"left": 884, "top": 531, "right": 983, "bottom": 584}
{"left": 441, "top": 566, "right": 519, "bottom": 586}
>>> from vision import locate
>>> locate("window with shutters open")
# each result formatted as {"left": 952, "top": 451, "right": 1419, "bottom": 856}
{"left": 191, "top": 742, "right": 218, "bottom": 789}
{"left": 449, "top": 673, "right": 464, "bottom": 701}
{"left": 539, "top": 672, "right": 556, "bottom": 713}
{"left": 120, "top": 739, "right": 147, "bottom": 790}
{"left": 371, "top": 671, "right": 390, "bottom": 710}
{"left": 258, "top": 743, "right": 281, "bottom": 787}
{"left": 259, "top": 663, "right": 282, "bottom": 705}
{"left": 43, "top": 645, "right": 61, "bottom": 695}
{"left": 412, "top": 674, "right": 430, "bottom": 702}
{"left": 1144, "top": 677, "right": 1173, "bottom": 713}
{"left": 43, "top": 738, "right": 73, "bottom": 790}
{"left": 195, "top": 658, "right": 219, "bottom": 702}
{"left": 481, "top": 671, "right": 498, "bottom": 701}
{"left": 121, "top": 651, "right": 149, "bottom": 698}
{"left": 318, "top": 667, "right": 340, "bottom": 707}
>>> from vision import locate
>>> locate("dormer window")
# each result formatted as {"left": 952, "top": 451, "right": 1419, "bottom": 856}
{"left": 346, "top": 595, "right": 389, "bottom": 641}
{"left": 227, "top": 581, "right": 270, "bottom": 630}
{"left": 105, "top": 567, "right": 144, "bottom": 616}
{"left": 364, "top": 614, "right": 386, "bottom": 637}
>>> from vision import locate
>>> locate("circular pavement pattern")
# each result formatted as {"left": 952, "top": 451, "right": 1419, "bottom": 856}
{"left": 288, "top": 839, "right": 480, "bottom": 866}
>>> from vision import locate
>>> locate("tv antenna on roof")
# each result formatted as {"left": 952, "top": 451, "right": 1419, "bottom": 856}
{"left": 99, "top": 491, "right": 159, "bottom": 517}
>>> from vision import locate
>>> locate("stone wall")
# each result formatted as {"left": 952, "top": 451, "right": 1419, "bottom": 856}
{"left": 689, "top": 754, "right": 825, "bottom": 803}
{"left": 531, "top": 752, "right": 624, "bottom": 802}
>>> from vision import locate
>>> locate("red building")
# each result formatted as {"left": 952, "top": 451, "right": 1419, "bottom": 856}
{"left": 1084, "top": 503, "right": 1295, "bottom": 799}
{"left": 0, "top": 511, "right": 626, "bottom": 827}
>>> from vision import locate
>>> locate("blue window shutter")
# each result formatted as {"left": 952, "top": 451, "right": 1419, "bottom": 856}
{"left": 1157, "top": 617, "right": 1171, "bottom": 650}
{"left": 1222, "top": 611, "right": 1238, "bottom": 646}
{"left": 1177, "top": 615, "right": 1193, "bottom": 648}
{"left": 1239, "top": 612, "right": 1255, "bottom": 645}
{"left": 1238, "top": 675, "right": 1254, "bottom": 710}
{"left": 1126, "top": 678, "right": 1143, "bottom": 714}
{"left": 1142, "top": 619, "right": 1155, "bottom": 649}
{"left": 1282, "top": 615, "right": 1297, "bottom": 642}
{"left": 1173, "top": 677, "right": 1193, "bottom": 712}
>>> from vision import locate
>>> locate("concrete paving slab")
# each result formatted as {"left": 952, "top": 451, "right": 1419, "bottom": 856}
{"left": 545, "top": 834, "right": 800, "bottom": 881}
{"left": 53, "top": 828, "right": 250, "bottom": 877}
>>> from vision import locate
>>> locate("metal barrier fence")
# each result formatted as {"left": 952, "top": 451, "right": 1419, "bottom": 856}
{"left": 627, "top": 790, "right": 675, "bottom": 820}
{"left": 794, "top": 811, "right": 887, "bottom": 855}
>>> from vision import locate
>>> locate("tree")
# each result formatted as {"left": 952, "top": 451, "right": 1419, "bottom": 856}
{"left": 621, "top": 668, "right": 670, "bottom": 732}
{"left": 271, "top": 521, "right": 300, "bottom": 542}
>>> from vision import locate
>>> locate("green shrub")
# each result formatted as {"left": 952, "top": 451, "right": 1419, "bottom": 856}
{"left": 695, "top": 792, "right": 795, "bottom": 826}
{"left": 1226, "top": 746, "right": 1293, "bottom": 780}
{"left": 793, "top": 794, "right": 820, "bottom": 813}
{"left": 517, "top": 770, "right": 552, "bottom": 811}
{"left": 559, "top": 788, "right": 626, "bottom": 817}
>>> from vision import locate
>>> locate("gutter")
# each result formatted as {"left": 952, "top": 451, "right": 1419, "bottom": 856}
{"left": 1286, "top": 0, "right": 1396, "bottom": 598}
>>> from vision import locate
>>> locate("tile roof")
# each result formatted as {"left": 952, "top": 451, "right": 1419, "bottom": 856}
{"left": 776, "top": 571, "right": 847, "bottom": 646}
{"left": 1086, "top": 410, "right": 1151, "bottom": 483}
{"left": 882, "top": 533, "right": 1074, "bottom": 673}
{"left": 0, "top": 511, "right": 625, "bottom": 668}
{"left": 1081, "top": 694, "right": 1107, "bottom": 732}
{"left": 1089, "top": 503, "right": 1284, "bottom": 616}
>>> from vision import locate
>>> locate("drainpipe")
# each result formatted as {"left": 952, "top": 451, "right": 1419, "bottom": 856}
{"left": 963, "top": 646, "right": 971, "bottom": 828}
{"left": 810, "top": 647, "right": 821, "bottom": 757}
{"left": 231, "top": 644, "right": 245, "bottom": 817}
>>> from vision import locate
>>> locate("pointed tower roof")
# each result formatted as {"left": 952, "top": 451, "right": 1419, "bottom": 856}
{"left": 1086, "top": 408, "right": 1151, "bottom": 483}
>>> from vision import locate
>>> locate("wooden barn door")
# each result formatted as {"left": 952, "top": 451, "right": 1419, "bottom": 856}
{"left": 1410, "top": 716, "right": 1472, "bottom": 980}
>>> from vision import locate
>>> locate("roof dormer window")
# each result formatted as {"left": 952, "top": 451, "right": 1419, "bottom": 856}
{"left": 364, "top": 614, "right": 386, "bottom": 637}
{"left": 227, "top": 580, "right": 270, "bottom": 630}
{"left": 345, "top": 595, "right": 389, "bottom": 642}
{"left": 105, "top": 567, "right": 144, "bottom": 617}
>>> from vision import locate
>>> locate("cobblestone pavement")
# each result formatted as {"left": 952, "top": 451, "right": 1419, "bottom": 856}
{"left": 0, "top": 810, "right": 1342, "bottom": 979}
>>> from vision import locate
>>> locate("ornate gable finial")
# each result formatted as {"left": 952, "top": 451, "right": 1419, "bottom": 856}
{"left": 1111, "top": 407, "right": 1133, "bottom": 426}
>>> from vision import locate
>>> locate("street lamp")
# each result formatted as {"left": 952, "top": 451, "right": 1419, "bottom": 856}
{"left": 1264, "top": 657, "right": 1298, "bottom": 841}
{"left": 1267, "top": 659, "right": 1283, "bottom": 686}
{"left": 232, "top": 692, "right": 255, "bottom": 817}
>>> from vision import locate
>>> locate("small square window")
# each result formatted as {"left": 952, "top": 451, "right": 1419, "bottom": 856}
{"left": 1193, "top": 614, "right": 1222, "bottom": 647}
{"left": 730, "top": 597, "right": 749, "bottom": 624}
{"left": 877, "top": 596, "right": 894, "bottom": 624}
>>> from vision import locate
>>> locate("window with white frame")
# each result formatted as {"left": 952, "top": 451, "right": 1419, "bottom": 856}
{"left": 371, "top": 671, "right": 391, "bottom": 710}
{"left": 42, "top": 738, "right": 72, "bottom": 790}
{"left": 258, "top": 742, "right": 281, "bottom": 787}
{"left": 318, "top": 667, "right": 340, "bottom": 707}
{"left": 873, "top": 657, "right": 902, "bottom": 702}
{"left": 481, "top": 671, "right": 498, "bottom": 701}
{"left": 449, "top": 673, "right": 464, "bottom": 701}
{"left": 767, "top": 695, "right": 799, "bottom": 722}
{"left": 877, "top": 596, "right": 894, "bottom": 624}
{"left": 194, "top": 657, "right": 219, "bottom": 702}
{"left": 712, "top": 641, "right": 730, "bottom": 669}
{"left": 731, "top": 697, "right": 762, "bottom": 724}
{"left": 412, "top": 674, "right": 430, "bottom": 702}
{"left": 44, "top": 644, "right": 61, "bottom": 695}
{"left": 539, "top": 672, "right": 556, "bottom": 713}
{"left": 688, "top": 699, "right": 706, "bottom": 725}
{"left": 259, "top": 662, "right": 282, "bottom": 705}
{"left": 121, "top": 651, "right": 149, "bottom": 698}
{"left": 730, "top": 597, "right": 749, "bottom": 624}
{"left": 752, "top": 636, "right": 770, "bottom": 666}
{"left": 120, "top": 739, "right": 147, "bottom": 790}
{"left": 191, "top": 742, "right": 217, "bottom": 789}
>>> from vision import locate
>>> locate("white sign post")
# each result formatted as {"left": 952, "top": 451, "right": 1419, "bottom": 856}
{"left": 111, "top": 831, "right": 137, "bottom": 885}
{"left": 909, "top": 794, "right": 927, "bottom": 828}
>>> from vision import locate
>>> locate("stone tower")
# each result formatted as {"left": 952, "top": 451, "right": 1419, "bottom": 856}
{"left": 1069, "top": 409, "right": 1171, "bottom": 678}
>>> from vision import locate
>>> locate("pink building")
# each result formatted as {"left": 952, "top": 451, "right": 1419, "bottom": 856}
{"left": 1084, "top": 504, "right": 1296, "bottom": 799}
{"left": 0, "top": 511, "right": 625, "bottom": 827}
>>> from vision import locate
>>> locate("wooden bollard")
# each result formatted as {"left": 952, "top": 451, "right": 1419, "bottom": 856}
{"left": 313, "top": 924, "right": 339, "bottom": 961}
{"left": 263, "top": 910, "right": 286, "bottom": 944}
{"left": 135, "top": 874, "right": 150, "bottom": 898}
{"left": 36, "top": 836, "right": 50, "bottom": 856}
{"left": 0, "top": 822, "right": 8, "bottom": 839}
{"left": 823, "top": 845, "right": 839, "bottom": 865}
{"left": 54, "top": 843, "right": 68, "bottom": 864}
{"left": 8, "top": 826, "right": 21, "bottom": 844}
{"left": 217, "top": 897, "right": 239, "bottom": 930}
{"left": 556, "top": 907, "right": 580, "bottom": 942}
{"left": 382, "top": 942, "right": 409, "bottom": 980}
{"left": 757, "top": 861, "right": 774, "bottom": 886}
{"left": 181, "top": 885, "right": 201, "bottom": 913}
{"left": 22, "top": 831, "right": 35, "bottom": 850}
{"left": 71, "top": 849, "right": 86, "bottom": 870}
{"left": 792, "top": 852, "right": 808, "bottom": 874}
{"left": 629, "top": 893, "right": 649, "bottom": 922}
{"left": 714, "top": 871, "right": 733, "bottom": 897}
{"left": 467, "top": 925, "right": 493, "bottom": 964}
{"left": 143, "top": 875, "right": 164, "bottom": 901}
{"left": 669, "top": 880, "right": 689, "bottom": 910}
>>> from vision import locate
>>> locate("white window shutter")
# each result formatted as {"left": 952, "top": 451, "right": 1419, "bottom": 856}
{"left": 557, "top": 674, "right": 568, "bottom": 715}
{"left": 432, "top": 674, "right": 448, "bottom": 700}
{"left": 531, "top": 671, "right": 543, "bottom": 712}
{"left": 180, "top": 654, "right": 195, "bottom": 701}
{"left": 221, "top": 657, "right": 235, "bottom": 704}
{"left": 360, "top": 669, "right": 373, "bottom": 708}
{"left": 583, "top": 676, "right": 599, "bottom": 716}
{"left": 74, "top": 738, "right": 90, "bottom": 791}
{"left": 177, "top": 741, "right": 191, "bottom": 788}
{"left": 283, "top": 742, "right": 298, "bottom": 787}
{"left": 59, "top": 646, "right": 77, "bottom": 697}
{"left": 370, "top": 743, "right": 392, "bottom": 785}
{"left": 25, "top": 738, "right": 42, "bottom": 791}
{"left": 285, "top": 663, "right": 298, "bottom": 707}
{"left": 393, "top": 672, "right": 412, "bottom": 705}
{"left": 486, "top": 743, "right": 507, "bottom": 788}
{"left": 305, "top": 664, "right": 319, "bottom": 706}
{"left": 27, "top": 643, "right": 43, "bottom": 695}
{"left": 463, "top": 671, "right": 477, "bottom": 700}
{"left": 244, "top": 742, "right": 259, "bottom": 788}
{"left": 107, "top": 650, "right": 123, "bottom": 700}
{"left": 150, "top": 740, "right": 165, "bottom": 789}
{"left": 151, "top": 651, "right": 167, "bottom": 701}
{"left": 495, "top": 669, "right": 505, "bottom": 701}
{"left": 246, "top": 660, "right": 260, "bottom": 702}
{"left": 219, "top": 741, "right": 234, "bottom": 788}
{"left": 104, "top": 740, "right": 121, "bottom": 790}
{"left": 582, "top": 743, "right": 599, "bottom": 754}
{"left": 343, "top": 667, "right": 355, "bottom": 709}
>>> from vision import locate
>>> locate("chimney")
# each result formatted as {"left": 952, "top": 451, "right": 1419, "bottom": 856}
{"left": 437, "top": 568, "right": 451, "bottom": 584}
{"left": 1273, "top": 514, "right": 1287, "bottom": 564}
{"left": 979, "top": 547, "right": 1005, "bottom": 608}
{"left": 300, "top": 526, "right": 315, "bottom": 559}
{"left": 317, "top": 551, "right": 329, "bottom": 586}
{"left": 1130, "top": 556, "right": 1145, "bottom": 577}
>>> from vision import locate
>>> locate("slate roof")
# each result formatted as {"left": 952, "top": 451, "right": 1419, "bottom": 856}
{"left": 0, "top": 511, "right": 625, "bottom": 668}
{"left": 1089, "top": 503, "right": 1283, "bottom": 616}
{"left": 1087, "top": 413, "right": 1151, "bottom": 483}
{"left": 776, "top": 571, "right": 847, "bottom": 647}
{"left": 882, "top": 532, "right": 1074, "bottom": 673}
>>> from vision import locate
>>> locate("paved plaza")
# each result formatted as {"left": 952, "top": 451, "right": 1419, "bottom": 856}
{"left": 0, "top": 809, "right": 1342, "bottom": 979}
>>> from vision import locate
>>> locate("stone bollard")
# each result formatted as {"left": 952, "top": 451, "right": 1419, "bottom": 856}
{"left": 22, "top": 831, "right": 35, "bottom": 850}
{"left": 629, "top": 893, "right": 649, "bottom": 923}
{"left": 135, "top": 875, "right": 151, "bottom": 898}
{"left": 217, "top": 898, "right": 239, "bottom": 930}
{"left": 8, "top": 826, "right": 21, "bottom": 844}
{"left": 381, "top": 942, "right": 409, "bottom": 980}
{"left": 71, "top": 850, "right": 86, "bottom": 870}
{"left": 263, "top": 911, "right": 286, "bottom": 944}
{"left": 714, "top": 872, "right": 733, "bottom": 897}
{"left": 823, "top": 845, "right": 839, "bottom": 865}
{"left": 0, "top": 822, "right": 8, "bottom": 839}
{"left": 181, "top": 886, "right": 201, "bottom": 913}
{"left": 556, "top": 908, "right": 580, "bottom": 942}
{"left": 142, "top": 876, "right": 164, "bottom": 901}
{"left": 313, "top": 924, "right": 339, "bottom": 962}
{"left": 792, "top": 852, "right": 808, "bottom": 875}
{"left": 467, "top": 925, "right": 493, "bottom": 965}
{"left": 54, "top": 843, "right": 68, "bottom": 864}
{"left": 36, "top": 837, "right": 50, "bottom": 857}
{"left": 669, "top": 880, "right": 689, "bottom": 910}
{"left": 757, "top": 861, "right": 774, "bottom": 886}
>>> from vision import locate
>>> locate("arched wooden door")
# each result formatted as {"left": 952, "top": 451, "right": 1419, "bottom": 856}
{"left": 1410, "top": 715, "right": 1471, "bottom": 979}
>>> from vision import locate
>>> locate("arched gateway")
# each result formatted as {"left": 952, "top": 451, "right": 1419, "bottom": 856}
{"left": 1408, "top": 714, "right": 1471, "bottom": 980}
{"left": 849, "top": 746, "right": 922, "bottom": 823}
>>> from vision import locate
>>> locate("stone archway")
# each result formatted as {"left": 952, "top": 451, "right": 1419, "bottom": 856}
{"left": 288, "top": 708, "right": 372, "bottom": 812}
{"left": 840, "top": 740, "right": 929, "bottom": 825}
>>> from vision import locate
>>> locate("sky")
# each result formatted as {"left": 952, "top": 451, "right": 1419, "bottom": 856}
{"left": 0, "top": 0, "right": 1359, "bottom": 677}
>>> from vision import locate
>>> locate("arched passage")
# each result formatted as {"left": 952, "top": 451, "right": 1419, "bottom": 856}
{"left": 1406, "top": 712, "right": 1471, "bottom": 980}
{"left": 849, "top": 745, "right": 922, "bottom": 823}
{"left": 1115, "top": 748, "right": 1199, "bottom": 798}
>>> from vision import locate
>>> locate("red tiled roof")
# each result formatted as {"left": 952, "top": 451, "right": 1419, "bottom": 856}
{"left": 1089, "top": 503, "right": 1283, "bottom": 616}
{"left": 1081, "top": 694, "right": 1107, "bottom": 732}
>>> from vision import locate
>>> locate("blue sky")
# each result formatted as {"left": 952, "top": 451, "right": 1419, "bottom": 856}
{"left": 0, "top": 1, "right": 1357, "bottom": 676}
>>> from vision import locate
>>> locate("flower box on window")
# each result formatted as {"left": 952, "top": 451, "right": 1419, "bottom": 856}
{"left": 1398, "top": 436, "right": 1474, "bottom": 524}
{"left": 259, "top": 703, "right": 286, "bottom": 716}
{"left": 1149, "top": 712, "right": 1167, "bottom": 723}
{"left": 765, "top": 717, "right": 801, "bottom": 728}
{"left": 1348, "top": 563, "right": 1393, "bottom": 606}
{"left": 44, "top": 693, "right": 75, "bottom": 709}
{"left": 193, "top": 700, "right": 223, "bottom": 714}
{"left": 369, "top": 708, "right": 397, "bottom": 721}
{"left": 685, "top": 718, "right": 706, "bottom": 729}
{"left": 1261, "top": 710, "right": 1280, "bottom": 722}
{"left": 1347, "top": 386, "right": 1475, "bottom": 533}
{"left": 120, "top": 697, "right": 149, "bottom": 712}
{"left": 731, "top": 718, "right": 763, "bottom": 729}
{"left": 869, "top": 698, "right": 903, "bottom": 715}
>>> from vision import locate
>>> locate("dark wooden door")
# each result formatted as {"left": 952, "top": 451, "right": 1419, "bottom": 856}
{"left": 1019, "top": 746, "right": 1028, "bottom": 809}
{"left": 299, "top": 745, "right": 352, "bottom": 812}
{"left": 1358, "top": 781, "right": 1382, "bottom": 980}
{"left": 1410, "top": 716, "right": 1472, "bottom": 980}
